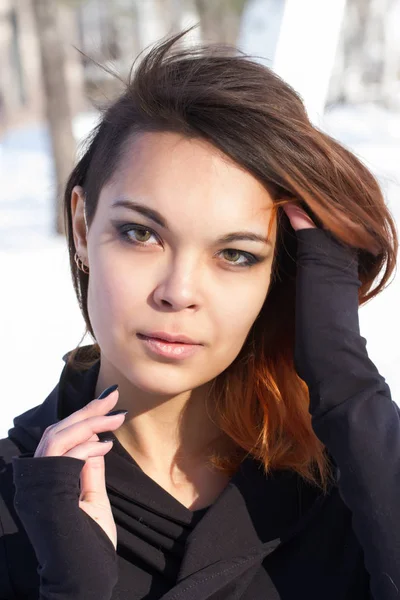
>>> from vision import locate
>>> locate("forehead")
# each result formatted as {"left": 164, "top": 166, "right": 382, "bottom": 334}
{"left": 101, "top": 131, "right": 277, "bottom": 237}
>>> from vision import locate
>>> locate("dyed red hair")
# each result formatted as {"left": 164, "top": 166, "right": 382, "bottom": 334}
{"left": 64, "top": 27, "right": 398, "bottom": 492}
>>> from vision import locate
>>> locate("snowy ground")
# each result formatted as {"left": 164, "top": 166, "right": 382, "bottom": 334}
{"left": 0, "top": 104, "right": 399, "bottom": 439}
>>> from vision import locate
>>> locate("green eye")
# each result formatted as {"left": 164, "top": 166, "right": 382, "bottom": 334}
{"left": 132, "top": 229, "right": 152, "bottom": 242}
{"left": 114, "top": 222, "right": 262, "bottom": 268}
{"left": 223, "top": 250, "right": 242, "bottom": 263}
{"left": 219, "top": 249, "right": 260, "bottom": 267}
{"left": 116, "top": 224, "right": 159, "bottom": 245}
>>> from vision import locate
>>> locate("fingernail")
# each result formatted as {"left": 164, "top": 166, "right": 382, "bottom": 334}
{"left": 106, "top": 409, "right": 128, "bottom": 417}
{"left": 99, "top": 437, "right": 114, "bottom": 443}
{"left": 98, "top": 384, "right": 118, "bottom": 399}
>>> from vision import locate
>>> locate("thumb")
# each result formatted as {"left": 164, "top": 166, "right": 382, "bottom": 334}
{"left": 79, "top": 455, "right": 108, "bottom": 502}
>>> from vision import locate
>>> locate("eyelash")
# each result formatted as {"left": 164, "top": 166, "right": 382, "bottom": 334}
{"left": 113, "top": 223, "right": 262, "bottom": 268}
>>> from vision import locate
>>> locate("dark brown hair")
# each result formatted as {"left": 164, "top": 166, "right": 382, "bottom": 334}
{"left": 64, "top": 26, "right": 398, "bottom": 491}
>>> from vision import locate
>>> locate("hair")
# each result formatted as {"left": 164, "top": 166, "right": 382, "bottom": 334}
{"left": 64, "top": 26, "right": 398, "bottom": 492}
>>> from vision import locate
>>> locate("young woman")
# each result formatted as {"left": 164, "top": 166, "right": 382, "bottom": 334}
{"left": 0, "top": 28, "right": 399, "bottom": 600}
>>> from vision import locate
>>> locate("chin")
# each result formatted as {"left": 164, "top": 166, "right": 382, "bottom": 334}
{"left": 124, "top": 360, "right": 210, "bottom": 397}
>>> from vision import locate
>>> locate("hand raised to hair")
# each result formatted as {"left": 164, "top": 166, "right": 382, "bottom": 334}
{"left": 281, "top": 201, "right": 361, "bottom": 412}
{"left": 281, "top": 199, "right": 400, "bottom": 600}
{"left": 12, "top": 385, "right": 127, "bottom": 600}
{"left": 282, "top": 202, "right": 318, "bottom": 232}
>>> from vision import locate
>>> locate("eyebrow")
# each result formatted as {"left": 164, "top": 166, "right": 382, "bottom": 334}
{"left": 111, "top": 198, "right": 272, "bottom": 247}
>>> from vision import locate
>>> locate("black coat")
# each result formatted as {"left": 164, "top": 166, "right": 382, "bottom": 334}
{"left": 1, "top": 229, "right": 399, "bottom": 599}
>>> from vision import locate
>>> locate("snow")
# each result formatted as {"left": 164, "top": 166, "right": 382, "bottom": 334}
{"left": 0, "top": 104, "right": 399, "bottom": 440}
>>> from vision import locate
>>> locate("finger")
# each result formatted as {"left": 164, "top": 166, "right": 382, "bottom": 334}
{"left": 35, "top": 412, "right": 126, "bottom": 457}
{"left": 63, "top": 438, "right": 113, "bottom": 461}
{"left": 79, "top": 455, "right": 109, "bottom": 502}
{"left": 283, "top": 203, "right": 317, "bottom": 230}
{"left": 51, "top": 386, "right": 120, "bottom": 435}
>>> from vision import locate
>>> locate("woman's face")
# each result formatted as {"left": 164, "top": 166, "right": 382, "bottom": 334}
{"left": 72, "top": 132, "right": 277, "bottom": 396}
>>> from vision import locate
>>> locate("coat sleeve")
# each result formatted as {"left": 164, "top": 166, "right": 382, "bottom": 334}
{"left": 11, "top": 453, "right": 119, "bottom": 600}
{"left": 294, "top": 228, "right": 400, "bottom": 600}
{"left": 0, "top": 512, "right": 16, "bottom": 599}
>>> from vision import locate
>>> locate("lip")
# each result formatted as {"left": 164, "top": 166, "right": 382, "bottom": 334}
{"left": 137, "top": 333, "right": 203, "bottom": 360}
{"left": 138, "top": 331, "right": 202, "bottom": 345}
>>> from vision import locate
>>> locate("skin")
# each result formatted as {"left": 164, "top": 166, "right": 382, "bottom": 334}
{"left": 71, "top": 131, "right": 279, "bottom": 510}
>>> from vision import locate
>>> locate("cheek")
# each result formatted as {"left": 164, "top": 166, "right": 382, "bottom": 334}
{"left": 85, "top": 263, "right": 271, "bottom": 395}
{"left": 87, "top": 254, "right": 140, "bottom": 338}
{"left": 214, "top": 272, "right": 271, "bottom": 355}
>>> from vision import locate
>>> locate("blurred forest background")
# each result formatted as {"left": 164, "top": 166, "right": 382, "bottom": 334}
{"left": 1, "top": 0, "right": 400, "bottom": 433}
{"left": 1, "top": 0, "right": 400, "bottom": 231}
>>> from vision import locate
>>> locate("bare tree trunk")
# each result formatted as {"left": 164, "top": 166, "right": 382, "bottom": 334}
{"left": 157, "top": 0, "right": 183, "bottom": 32}
{"left": 195, "top": 0, "right": 247, "bottom": 45}
{"left": 32, "top": 0, "right": 76, "bottom": 235}
{"left": 194, "top": 0, "right": 221, "bottom": 42}
{"left": 381, "top": 0, "right": 400, "bottom": 107}
{"left": 327, "top": 0, "right": 400, "bottom": 106}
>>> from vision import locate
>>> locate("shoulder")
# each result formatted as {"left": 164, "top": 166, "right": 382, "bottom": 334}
{"left": 0, "top": 437, "right": 40, "bottom": 598}
{"left": 0, "top": 436, "right": 24, "bottom": 519}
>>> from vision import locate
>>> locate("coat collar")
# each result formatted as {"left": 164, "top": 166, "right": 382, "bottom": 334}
{"left": 8, "top": 345, "right": 327, "bottom": 588}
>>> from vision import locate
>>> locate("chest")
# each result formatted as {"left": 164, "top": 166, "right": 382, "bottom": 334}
{"left": 9, "top": 500, "right": 369, "bottom": 600}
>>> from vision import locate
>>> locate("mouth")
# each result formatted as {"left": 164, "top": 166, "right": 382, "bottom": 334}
{"left": 137, "top": 332, "right": 202, "bottom": 345}
{"left": 136, "top": 332, "right": 203, "bottom": 360}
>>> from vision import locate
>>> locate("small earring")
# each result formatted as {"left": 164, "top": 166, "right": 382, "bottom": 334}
{"left": 74, "top": 252, "right": 90, "bottom": 274}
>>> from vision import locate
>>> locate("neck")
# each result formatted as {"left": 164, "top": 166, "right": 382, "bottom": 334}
{"left": 94, "top": 361, "right": 232, "bottom": 474}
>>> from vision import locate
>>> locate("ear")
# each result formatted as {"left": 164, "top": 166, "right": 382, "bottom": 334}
{"left": 71, "top": 186, "right": 89, "bottom": 263}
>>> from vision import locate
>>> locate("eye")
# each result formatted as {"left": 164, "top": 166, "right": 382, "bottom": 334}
{"left": 115, "top": 223, "right": 160, "bottom": 246}
{"left": 112, "top": 222, "right": 262, "bottom": 268}
{"left": 218, "top": 249, "right": 261, "bottom": 268}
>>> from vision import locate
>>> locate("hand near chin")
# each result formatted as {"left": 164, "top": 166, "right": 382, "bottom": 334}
{"left": 12, "top": 385, "right": 126, "bottom": 599}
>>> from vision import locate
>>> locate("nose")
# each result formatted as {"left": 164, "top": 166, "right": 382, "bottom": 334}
{"left": 152, "top": 255, "right": 200, "bottom": 311}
